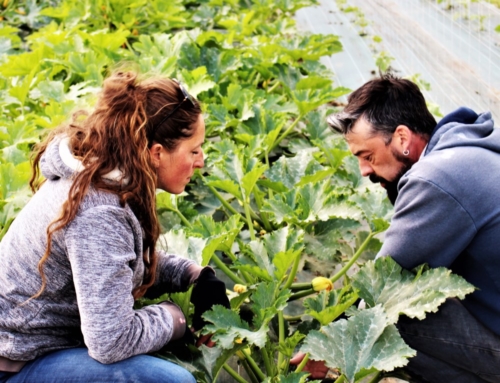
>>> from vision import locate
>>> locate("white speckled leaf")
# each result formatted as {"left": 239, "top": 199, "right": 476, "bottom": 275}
{"left": 301, "top": 305, "right": 415, "bottom": 383}
{"left": 352, "top": 256, "right": 475, "bottom": 323}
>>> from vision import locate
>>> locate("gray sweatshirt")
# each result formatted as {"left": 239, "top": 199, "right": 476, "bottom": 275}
{"left": 0, "top": 137, "right": 195, "bottom": 364}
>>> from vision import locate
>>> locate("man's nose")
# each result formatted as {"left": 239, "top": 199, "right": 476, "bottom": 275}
{"left": 358, "top": 159, "right": 373, "bottom": 177}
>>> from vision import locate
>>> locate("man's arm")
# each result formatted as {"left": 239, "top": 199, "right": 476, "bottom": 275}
{"left": 378, "top": 175, "right": 477, "bottom": 269}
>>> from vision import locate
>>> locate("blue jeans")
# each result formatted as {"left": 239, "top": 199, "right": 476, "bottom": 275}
{"left": 0, "top": 348, "right": 195, "bottom": 383}
{"left": 398, "top": 298, "right": 500, "bottom": 383}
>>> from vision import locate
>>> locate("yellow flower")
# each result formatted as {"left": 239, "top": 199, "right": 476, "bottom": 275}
{"left": 233, "top": 284, "right": 248, "bottom": 294}
{"left": 312, "top": 277, "right": 333, "bottom": 292}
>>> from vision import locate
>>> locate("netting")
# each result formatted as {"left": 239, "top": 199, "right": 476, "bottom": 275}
{"left": 296, "top": 0, "right": 500, "bottom": 122}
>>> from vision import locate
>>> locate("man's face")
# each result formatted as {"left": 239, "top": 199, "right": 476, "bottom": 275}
{"left": 345, "top": 118, "right": 414, "bottom": 204}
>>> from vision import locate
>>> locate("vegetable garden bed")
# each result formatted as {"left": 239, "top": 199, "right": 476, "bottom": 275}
{"left": 0, "top": 1, "right": 476, "bottom": 382}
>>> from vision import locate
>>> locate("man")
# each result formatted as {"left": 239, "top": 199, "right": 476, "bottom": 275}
{"left": 291, "top": 75, "right": 500, "bottom": 382}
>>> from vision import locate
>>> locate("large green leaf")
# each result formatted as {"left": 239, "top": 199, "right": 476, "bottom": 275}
{"left": 301, "top": 305, "right": 416, "bottom": 383}
{"left": 352, "top": 257, "right": 476, "bottom": 323}
{"left": 203, "top": 305, "right": 268, "bottom": 349}
{"left": 262, "top": 181, "right": 363, "bottom": 225}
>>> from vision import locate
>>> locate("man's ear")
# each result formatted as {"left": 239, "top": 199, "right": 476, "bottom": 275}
{"left": 149, "top": 143, "right": 163, "bottom": 168}
{"left": 393, "top": 125, "right": 412, "bottom": 150}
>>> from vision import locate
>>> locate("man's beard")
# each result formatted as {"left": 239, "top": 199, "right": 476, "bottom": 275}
{"left": 369, "top": 150, "right": 414, "bottom": 205}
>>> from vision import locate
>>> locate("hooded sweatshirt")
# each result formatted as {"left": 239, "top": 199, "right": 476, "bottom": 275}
{"left": 0, "top": 137, "right": 195, "bottom": 365}
{"left": 378, "top": 107, "right": 500, "bottom": 335}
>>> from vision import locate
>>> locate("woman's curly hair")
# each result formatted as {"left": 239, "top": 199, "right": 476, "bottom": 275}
{"left": 29, "top": 71, "right": 201, "bottom": 300}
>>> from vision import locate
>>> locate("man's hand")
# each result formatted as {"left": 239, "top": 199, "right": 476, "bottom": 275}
{"left": 290, "top": 352, "right": 329, "bottom": 379}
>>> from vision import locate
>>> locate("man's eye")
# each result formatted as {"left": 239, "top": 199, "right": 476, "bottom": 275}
{"left": 192, "top": 151, "right": 199, "bottom": 155}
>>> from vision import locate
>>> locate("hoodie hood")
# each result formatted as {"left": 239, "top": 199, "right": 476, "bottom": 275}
{"left": 40, "top": 136, "right": 77, "bottom": 181}
{"left": 425, "top": 107, "right": 500, "bottom": 155}
{"left": 40, "top": 136, "right": 128, "bottom": 184}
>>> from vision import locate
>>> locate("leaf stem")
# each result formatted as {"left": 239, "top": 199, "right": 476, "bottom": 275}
{"left": 175, "top": 208, "right": 192, "bottom": 228}
{"left": 330, "top": 231, "right": 377, "bottom": 284}
{"left": 223, "top": 363, "right": 250, "bottom": 383}
{"left": 277, "top": 311, "right": 286, "bottom": 372}
{"left": 267, "top": 80, "right": 280, "bottom": 93}
{"left": 253, "top": 186, "right": 273, "bottom": 232}
{"left": 211, "top": 254, "right": 246, "bottom": 285}
{"left": 180, "top": 286, "right": 193, "bottom": 318}
{"left": 243, "top": 198, "right": 256, "bottom": 241}
{"left": 271, "top": 114, "right": 303, "bottom": 153}
{"left": 335, "top": 374, "right": 346, "bottom": 383}
{"left": 288, "top": 288, "right": 316, "bottom": 302}
{"left": 241, "top": 348, "right": 266, "bottom": 381}
{"left": 206, "top": 183, "right": 241, "bottom": 217}
{"left": 295, "top": 352, "right": 309, "bottom": 373}
{"left": 283, "top": 253, "right": 301, "bottom": 290}
{"left": 261, "top": 347, "right": 273, "bottom": 377}
{"left": 283, "top": 314, "right": 303, "bottom": 322}
{"left": 289, "top": 282, "right": 312, "bottom": 291}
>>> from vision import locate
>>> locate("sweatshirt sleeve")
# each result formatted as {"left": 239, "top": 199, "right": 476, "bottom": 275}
{"left": 377, "top": 176, "right": 477, "bottom": 270}
{"left": 64, "top": 206, "right": 176, "bottom": 364}
{"left": 154, "top": 251, "right": 196, "bottom": 293}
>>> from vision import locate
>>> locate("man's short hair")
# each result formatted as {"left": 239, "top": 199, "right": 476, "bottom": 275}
{"left": 327, "top": 74, "right": 436, "bottom": 143}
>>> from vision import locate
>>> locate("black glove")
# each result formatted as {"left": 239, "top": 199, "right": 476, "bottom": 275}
{"left": 190, "top": 267, "right": 230, "bottom": 331}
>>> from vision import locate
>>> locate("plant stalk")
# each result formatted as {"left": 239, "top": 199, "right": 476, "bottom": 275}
{"left": 288, "top": 288, "right": 316, "bottom": 302}
{"left": 261, "top": 347, "right": 273, "bottom": 377}
{"left": 223, "top": 363, "right": 250, "bottom": 383}
{"left": 243, "top": 198, "right": 256, "bottom": 241}
{"left": 283, "top": 254, "right": 302, "bottom": 290}
{"left": 270, "top": 114, "right": 303, "bottom": 153}
{"left": 175, "top": 208, "right": 192, "bottom": 228}
{"left": 211, "top": 254, "right": 246, "bottom": 285}
{"left": 277, "top": 311, "right": 286, "bottom": 372}
{"left": 289, "top": 282, "right": 312, "bottom": 291}
{"left": 241, "top": 348, "right": 266, "bottom": 381}
{"left": 335, "top": 374, "right": 346, "bottom": 383}
{"left": 330, "top": 231, "right": 377, "bottom": 284}
{"left": 206, "top": 183, "right": 242, "bottom": 217}
{"left": 283, "top": 314, "right": 303, "bottom": 322}
{"left": 294, "top": 352, "right": 309, "bottom": 373}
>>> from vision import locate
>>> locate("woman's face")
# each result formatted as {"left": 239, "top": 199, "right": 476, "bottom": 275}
{"left": 151, "top": 114, "right": 205, "bottom": 194}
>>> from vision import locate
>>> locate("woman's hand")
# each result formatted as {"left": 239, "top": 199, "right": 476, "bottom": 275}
{"left": 190, "top": 267, "right": 230, "bottom": 331}
{"left": 195, "top": 332, "right": 216, "bottom": 348}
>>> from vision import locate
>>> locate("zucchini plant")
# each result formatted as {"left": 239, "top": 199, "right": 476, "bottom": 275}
{"left": 0, "top": 0, "right": 475, "bottom": 382}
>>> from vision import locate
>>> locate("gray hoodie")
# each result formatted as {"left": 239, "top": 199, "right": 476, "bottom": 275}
{"left": 0, "top": 137, "right": 194, "bottom": 364}
{"left": 379, "top": 108, "right": 500, "bottom": 336}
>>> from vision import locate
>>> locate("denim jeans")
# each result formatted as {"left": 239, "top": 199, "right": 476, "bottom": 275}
{"left": 398, "top": 298, "right": 500, "bottom": 383}
{"left": 0, "top": 348, "right": 195, "bottom": 383}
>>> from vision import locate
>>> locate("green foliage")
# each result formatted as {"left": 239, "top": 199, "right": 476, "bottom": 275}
{"left": 302, "top": 305, "right": 415, "bottom": 383}
{"left": 0, "top": 0, "right": 471, "bottom": 382}
{"left": 301, "top": 257, "right": 474, "bottom": 382}
{"left": 352, "top": 256, "right": 476, "bottom": 323}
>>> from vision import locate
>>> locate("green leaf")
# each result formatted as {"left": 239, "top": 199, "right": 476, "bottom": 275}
{"left": 159, "top": 229, "right": 207, "bottom": 265}
{"left": 301, "top": 305, "right": 416, "bottom": 383}
{"left": 304, "top": 287, "right": 359, "bottom": 326}
{"left": 304, "top": 218, "right": 360, "bottom": 260}
{"left": 203, "top": 305, "right": 268, "bottom": 349}
{"left": 251, "top": 281, "right": 291, "bottom": 327}
{"left": 263, "top": 181, "right": 363, "bottom": 224}
{"left": 352, "top": 256, "right": 476, "bottom": 323}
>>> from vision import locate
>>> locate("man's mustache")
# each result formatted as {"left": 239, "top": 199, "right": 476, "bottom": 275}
{"left": 369, "top": 174, "right": 389, "bottom": 184}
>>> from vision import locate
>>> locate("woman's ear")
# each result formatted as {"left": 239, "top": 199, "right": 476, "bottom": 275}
{"left": 149, "top": 143, "right": 163, "bottom": 169}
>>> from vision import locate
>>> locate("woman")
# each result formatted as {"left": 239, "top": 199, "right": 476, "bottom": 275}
{"left": 0, "top": 71, "right": 227, "bottom": 382}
